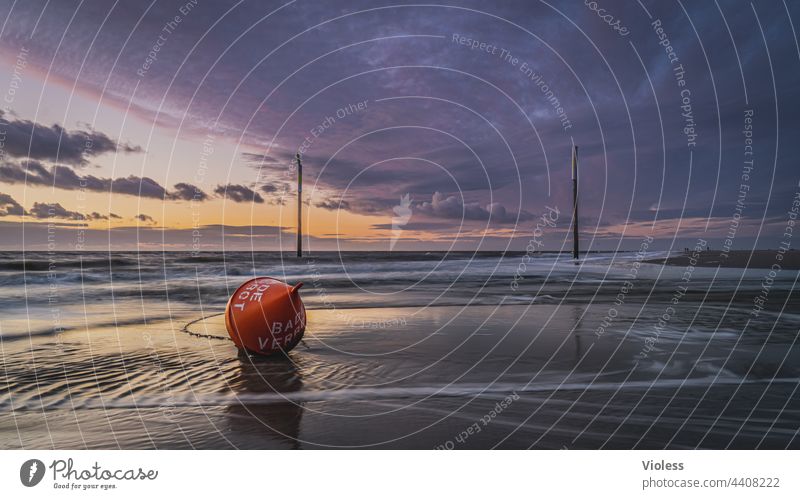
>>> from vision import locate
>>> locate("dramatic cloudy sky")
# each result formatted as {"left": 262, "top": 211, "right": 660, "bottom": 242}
{"left": 0, "top": 0, "right": 797, "bottom": 251}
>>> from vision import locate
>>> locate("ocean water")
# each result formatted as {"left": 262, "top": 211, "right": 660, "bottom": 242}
{"left": 1, "top": 250, "right": 796, "bottom": 338}
{"left": 1, "top": 251, "right": 799, "bottom": 448}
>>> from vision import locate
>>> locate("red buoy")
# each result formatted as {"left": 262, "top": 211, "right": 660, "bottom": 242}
{"left": 224, "top": 277, "right": 306, "bottom": 356}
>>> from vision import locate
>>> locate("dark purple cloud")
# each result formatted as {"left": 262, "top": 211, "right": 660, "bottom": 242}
{"left": 135, "top": 213, "right": 156, "bottom": 224}
{"left": 0, "top": 192, "right": 26, "bottom": 216}
{"left": 0, "top": 161, "right": 209, "bottom": 201}
{"left": 214, "top": 184, "right": 264, "bottom": 204}
{"left": 259, "top": 182, "right": 291, "bottom": 205}
{"left": 260, "top": 183, "right": 280, "bottom": 193}
{"left": 87, "top": 212, "right": 108, "bottom": 220}
{"left": 242, "top": 153, "right": 281, "bottom": 166}
{"left": 414, "top": 191, "right": 532, "bottom": 224}
{"left": 0, "top": 111, "right": 141, "bottom": 164}
{"left": 315, "top": 198, "right": 350, "bottom": 211}
{"left": 0, "top": 193, "right": 121, "bottom": 220}
{"left": 86, "top": 211, "right": 121, "bottom": 221}
{"left": 170, "top": 182, "right": 208, "bottom": 201}
{"left": 29, "top": 202, "right": 85, "bottom": 220}
{"left": 370, "top": 221, "right": 454, "bottom": 231}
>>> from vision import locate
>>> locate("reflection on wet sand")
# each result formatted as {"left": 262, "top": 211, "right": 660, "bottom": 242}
{"left": 226, "top": 351, "right": 305, "bottom": 449}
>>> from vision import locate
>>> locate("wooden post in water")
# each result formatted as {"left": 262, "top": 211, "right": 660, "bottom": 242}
{"left": 572, "top": 146, "right": 579, "bottom": 262}
{"left": 296, "top": 153, "right": 302, "bottom": 258}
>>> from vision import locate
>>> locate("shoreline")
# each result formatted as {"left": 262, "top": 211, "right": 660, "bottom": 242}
{"left": 645, "top": 249, "right": 800, "bottom": 270}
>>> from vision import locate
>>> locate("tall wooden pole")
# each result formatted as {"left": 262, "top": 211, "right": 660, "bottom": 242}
{"left": 572, "top": 146, "right": 579, "bottom": 261}
{"left": 296, "top": 153, "right": 302, "bottom": 257}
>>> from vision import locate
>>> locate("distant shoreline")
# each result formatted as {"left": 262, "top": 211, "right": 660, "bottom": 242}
{"left": 645, "top": 250, "right": 800, "bottom": 270}
{"left": 0, "top": 250, "right": 796, "bottom": 264}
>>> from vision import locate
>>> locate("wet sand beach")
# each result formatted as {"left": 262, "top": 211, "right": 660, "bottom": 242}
{"left": 1, "top": 251, "right": 799, "bottom": 449}
{"left": 2, "top": 303, "right": 799, "bottom": 449}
